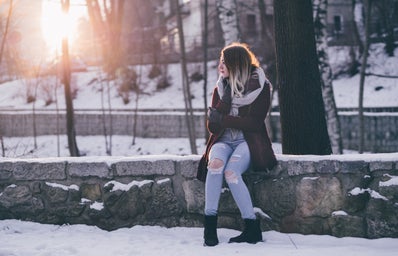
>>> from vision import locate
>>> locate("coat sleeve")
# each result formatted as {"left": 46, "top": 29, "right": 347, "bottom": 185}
{"left": 207, "top": 87, "right": 224, "bottom": 134}
{"left": 221, "top": 82, "right": 271, "bottom": 132}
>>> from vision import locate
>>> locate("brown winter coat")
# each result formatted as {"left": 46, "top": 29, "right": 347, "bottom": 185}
{"left": 196, "top": 74, "right": 277, "bottom": 182}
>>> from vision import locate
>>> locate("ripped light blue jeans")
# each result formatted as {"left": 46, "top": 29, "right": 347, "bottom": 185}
{"left": 204, "top": 129, "right": 256, "bottom": 219}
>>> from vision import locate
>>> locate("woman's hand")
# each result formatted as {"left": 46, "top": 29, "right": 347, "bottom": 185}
{"left": 207, "top": 107, "right": 223, "bottom": 124}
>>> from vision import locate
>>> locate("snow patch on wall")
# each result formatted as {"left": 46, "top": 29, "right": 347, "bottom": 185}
{"left": 380, "top": 174, "right": 398, "bottom": 187}
{"left": 89, "top": 201, "right": 104, "bottom": 211}
{"left": 349, "top": 187, "right": 388, "bottom": 201}
{"left": 302, "top": 177, "right": 320, "bottom": 180}
{"left": 157, "top": 178, "right": 170, "bottom": 184}
{"left": 332, "top": 210, "right": 348, "bottom": 216}
{"left": 45, "top": 182, "right": 79, "bottom": 191}
{"left": 105, "top": 180, "right": 154, "bottom": 192}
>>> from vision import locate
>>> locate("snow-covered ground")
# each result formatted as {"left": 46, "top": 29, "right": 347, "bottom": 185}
{"left": 1, "top": 219, "right": 397, "bottom": 256}
{"left": 2, "top": 135, "right": 209, "bottom": 158}
{"left": 330, "top": 45, "right": 398, "bottom": 108}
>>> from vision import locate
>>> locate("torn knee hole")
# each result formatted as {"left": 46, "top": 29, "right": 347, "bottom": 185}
{"left": 207, "top": 158, "right": 224, "bottom": 174}
{"left": 208, "top": 158, "right": 224, "bottom": 169}
{"left": 225, "top": 170, "right": 239, "bottom": 184}
{"left": 230, "top": 154, "right": 241, "bottom": 162}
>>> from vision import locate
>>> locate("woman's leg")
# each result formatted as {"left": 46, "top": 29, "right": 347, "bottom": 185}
{"left": 223, "top": 141, "right": 256, "bottom": 220}
{"left": 204, "top": 142, "right": 233, "bottom": 216}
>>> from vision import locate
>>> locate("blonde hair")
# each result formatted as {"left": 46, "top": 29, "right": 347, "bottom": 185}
{"left": 220, "top": 42, "right": 259, "bottom": 97}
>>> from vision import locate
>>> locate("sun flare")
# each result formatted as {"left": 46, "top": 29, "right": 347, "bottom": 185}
{"left": 41, "top": 0, "right": 85, "bottom": 57}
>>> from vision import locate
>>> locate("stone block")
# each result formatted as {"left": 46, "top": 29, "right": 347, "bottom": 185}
{"left": 0, "top": 162, "right": 13, "bottom": 180}
{"left": 369, "top": 161, "right": 394, "bottom": 172}
{"left": 81, "top": 183, "right": 102, "bottom": 201}
{"left": 177, "top": 159, "right": 198, "bottom": 179}
{"left": 281, "top": 215, "right": 329, "bottom": 235}
{"left": 104, "top": 185, "right": 145, "bottom": 221}
{"left": 314, "top": 160, "right": 339, "bottom": 174}
{"left": 337, "top": 161, "right": 369, "bottom": 174}
{"left": 114, "top": 159, "right": 175, "bottom": 176}
{"left": 286, "top": 160, "right": 316, "bottom": 176}
{"left": 253, "top": 178, "right": 296, "bottom": 218}
{"left": 365, "top": 197, "right": 398, "bottom": 238}
{"left": 42, "top": 182, "right": 69, "bottom": 203}
{"left": 146, "top": 179, "right": 183, "bottom": 219}
{"left": 182, "top": 179, "right": 204, "bottom": 214}
{"left": 329, "top": 214, "right": 366, "bottom": 237}
{"left": 0, "top": 184, "right": 44, "bottom": 216}
{"left": 12, "top": 161, "right": 66, "bottom": 180}
{"left": 68, "top": 162, "right": 111, "bottom": 178}
{"left": 296, "top": 176, "right": 344, "bottom": 218}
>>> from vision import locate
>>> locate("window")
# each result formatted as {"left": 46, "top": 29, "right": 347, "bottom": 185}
{"left": 334, "top": 15, "right": 343, "bottom": 34}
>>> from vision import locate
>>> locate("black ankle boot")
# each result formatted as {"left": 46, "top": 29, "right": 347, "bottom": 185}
{"left": 229, "top": 219, "right": 262, "bottom": 244}
{"left": 204, "top": 215, "right": 219, "bottom": 246}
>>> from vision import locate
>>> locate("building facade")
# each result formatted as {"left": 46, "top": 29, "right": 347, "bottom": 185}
{"left": 123, "top": 0, "right": 398, "bottom": 64}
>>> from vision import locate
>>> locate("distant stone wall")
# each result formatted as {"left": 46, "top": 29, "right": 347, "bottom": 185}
{"left": 0, "top": 111, "right": 206, "bottom": 138}
{"left": 1, "top": 154, "right": 397, "bottom": 238}
{"left": 0, "top": 111, "right": 398, "bottom": 153}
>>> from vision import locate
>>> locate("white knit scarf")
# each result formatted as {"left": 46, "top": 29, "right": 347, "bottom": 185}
{"left": 217, "top": 67, "right": 268, "bottom": 117}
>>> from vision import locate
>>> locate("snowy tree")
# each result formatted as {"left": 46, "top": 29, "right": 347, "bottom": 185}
{"left": 358, "top": 0, "right": 372, "bottom": 153}
{"left": 61, "top": 0, "right": 80, "bottom": 156}
{"left": 373, "top": 0, "right": 396, "bottom": 56}
{"left": 274, "top": 0, "right": 331, "bottom": 155}
{"left": 313, "top": 0, "right": 343, "bottom": 154}
{"left": 176, "top": 0, "right": 197, "bottom": 154}
{"left": 0, "top": 0, "right": 13, "bottom": 157}
{"left": 216, "top": 0, "right": 240, "bottom": 44}
{"left": 354, "top": 0, "right": 366, "bottom": 55}
{"left": 0, "top": 0, "right": 12, "bottom": 66}
{"left": 86, "top": 0, "right": 125, "bottom": 77}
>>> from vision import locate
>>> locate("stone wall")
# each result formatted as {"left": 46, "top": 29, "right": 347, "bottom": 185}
{"left": 1, "top": 154, "right": 397, "bottom": 238}
{"left": 0, "top": 111, "right": 206, "bottom": 138}
{"left": 1, "top": 111, "right": 397, "bottom": 153}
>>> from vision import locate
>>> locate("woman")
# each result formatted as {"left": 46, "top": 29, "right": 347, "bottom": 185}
{"left": 197, "top": 42, "right": 277, "bottom": 246}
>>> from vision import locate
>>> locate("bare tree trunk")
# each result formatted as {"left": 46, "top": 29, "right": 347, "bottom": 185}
{"left": 0, "top": 0, "right": 13, "bottom": 65}
{"left": 101, "top": 83, "right": 109, "bottom": 152}
{"left": 313, "top": 0, "right": 343, "bottom": 154}
{"left": 97, "top": 70, "right": 110, "bottom": 154}
{"left": 258, "top": 0, "right": 275, "bottom": 141}
{"left": 258, "top": 0, "right": 276, "bottom": 63}
{"left": 131, "top": 53, "right": 143, "bottom": 146}
{"left": 132, "top": 66, "right": 141, "bottom": 146}
{"left": 216, "top": 0, "right": 240, "bottom": 44}
{"left": 54, "top": 71, "right": 61, "bottom": 157}
{"left": 274, "top": 0, "right": 331, "bottom": 155}
{"left": 130, "top": 0, "right": 143, "bottom": 146}
{"left": 61, "top": 0, "right": 80, "bottom": 156}
{"left": 106, "top": 79, "right": 113, "bottom": 155}
{"left": 203, "top": 0, "right": 209, "bottom": 141}
{"left": 32, "top": 77, "right": 38, "bottom": 150}
{"left": 86, "top": 0, "right": 126, "bottom": 155}
{"left": 358, "top": 0, "right": 372, "bottom": 153}
{"left": 86, "top": 0, "right": 125, "bottom": 78}
{"left": 374, "top": 0, "right": 396, "bottom": 56}
{"left": 175, "top": 0, "right": 197, "bottom": 154}
{"left": 0, "top": 135, "right": 4, "bottom": 157}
